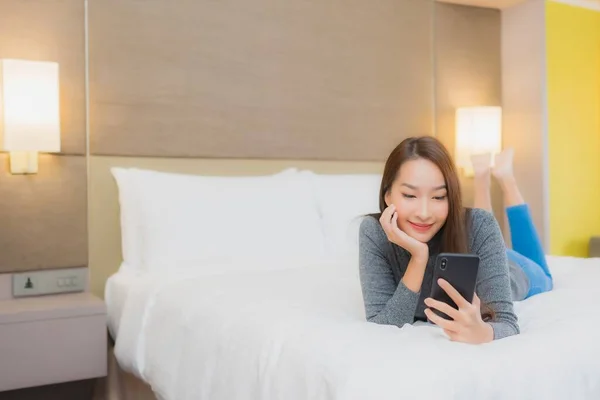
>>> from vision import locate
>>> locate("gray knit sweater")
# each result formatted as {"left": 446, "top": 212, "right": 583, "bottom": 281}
{"left": 358, "top": 208, "right": 520, "bottom": 340}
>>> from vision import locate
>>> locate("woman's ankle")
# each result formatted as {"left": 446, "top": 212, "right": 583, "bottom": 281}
{"left": 492, "top": 148, "right": 514, "bottom": 180}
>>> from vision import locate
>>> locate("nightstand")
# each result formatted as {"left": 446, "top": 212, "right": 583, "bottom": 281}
{"left": 0, "top": 292, "right": 107, "bottom": 392}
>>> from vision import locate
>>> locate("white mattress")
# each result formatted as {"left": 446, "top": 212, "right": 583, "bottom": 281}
{"left": 110, "top": 255, "right": 600, "bottom": 400}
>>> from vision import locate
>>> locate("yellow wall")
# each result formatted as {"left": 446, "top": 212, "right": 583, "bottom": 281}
{"left": 546, "top": 1, "right": 600, "bottom": 256}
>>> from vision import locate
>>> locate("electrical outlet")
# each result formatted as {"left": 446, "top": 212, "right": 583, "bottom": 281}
{"left": 12, "top": 267, "right": 87, "bottom": 297}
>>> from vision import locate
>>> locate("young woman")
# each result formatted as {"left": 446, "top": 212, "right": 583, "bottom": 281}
{"left": 359, "top": 136, "right": 522, "bottom": 344}
{"left": 471, "top": 148, "right": 553, "bottom": 300}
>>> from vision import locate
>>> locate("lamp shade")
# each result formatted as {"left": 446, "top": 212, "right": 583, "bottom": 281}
{"left": 454, "top": 106, "right": 502, "bottom": 175}
{"left": 0, "top": 59, "right": 61, "bottom": 152}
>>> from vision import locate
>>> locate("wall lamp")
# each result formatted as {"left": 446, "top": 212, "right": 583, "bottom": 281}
{"left": 0, "top": 59, "right": 61, "bottom": 174}
{"left": 455, "top": 106, "right": 502, "bottom": 177}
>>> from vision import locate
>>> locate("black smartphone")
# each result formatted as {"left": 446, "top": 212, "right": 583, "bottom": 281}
{"left": 429, "top": 253, "right": 480, "bottom": 320}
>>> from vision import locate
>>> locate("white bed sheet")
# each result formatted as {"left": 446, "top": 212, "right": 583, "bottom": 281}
{"left": 112, "top": 256, "right": 600, "bottom": 400}
{"left": 105, "top": 265, "right": 141, "bottom": 340}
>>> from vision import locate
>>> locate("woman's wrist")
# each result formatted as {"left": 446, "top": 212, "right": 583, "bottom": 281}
{"left": 410, "top": 246, "right": 429, "bottom": 264}
{"left": 481, "top": 322, "right": 494, "bottom": 343}
{"left": 401, "top": 250, "right": 429, "bottom": 293}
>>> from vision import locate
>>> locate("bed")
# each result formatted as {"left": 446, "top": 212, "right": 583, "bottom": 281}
{"left": 104, "top": 167, "right": 600, "bottom": 400}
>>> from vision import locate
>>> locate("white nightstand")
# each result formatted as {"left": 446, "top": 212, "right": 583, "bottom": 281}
{"left": 0, "top": 292, "right": 107, "bottom": 392}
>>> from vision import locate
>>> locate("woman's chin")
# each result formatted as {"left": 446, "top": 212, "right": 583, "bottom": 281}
{"left": 413, "top": 234, "right": 432, "bottom": 243}
{"left": 406, "top": 228, "right": 437, "bottom": 243}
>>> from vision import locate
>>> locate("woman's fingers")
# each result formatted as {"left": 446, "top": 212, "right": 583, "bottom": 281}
{"left": 391, "top": 212, "right": 408, "bottom": 239}
{"left": 384, "top": 204, "right": 395, "bottom": 220}
{"left": 438, "top": 279, "right": 470, "bottom": 309}
{"left": 444, "top": 329, "right": 459, "bottom": 341}
{"left": 380, "top": 206, "right": 402, "bottom": 244}
{"left": 379, "top": 205, "right": 395, "bottom": 232}
{"left": 391, "top": 212, "right": 405, "bottom": 237}
{"left": 424, "top": 308, "right": 459, "bottom": 332}
{"left": 428, "top": 291, "right": 488, "bottom": 344}
{"left": 390, "top": 212, "right": 413, "bottom": 242}
{"left": 472, "top": 292, "right": 481, "bottom": 307}
{"left": 424, "top": 297, "right": 461, "bottom": 321}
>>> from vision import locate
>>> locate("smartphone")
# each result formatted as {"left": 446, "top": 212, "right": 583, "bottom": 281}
{"left": 429, "top": 253, "right": 480, "bottom": 320}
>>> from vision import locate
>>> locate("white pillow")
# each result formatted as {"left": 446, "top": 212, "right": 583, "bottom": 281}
{"left": 306, "top": 171, "right": 382, "bottom": 260}
{"left": 116, "top": 168, "right": 324, "bottom": 272}
{"left": 112, "top": 168, "right": 144, "bottom": 270}
{"left": 111, "top": 167, "right": 302, "bottom": 271}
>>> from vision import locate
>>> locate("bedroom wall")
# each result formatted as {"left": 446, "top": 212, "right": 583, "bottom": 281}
{"left": 434, "top": 3, "right": 505, "bottom": 225}
{"left": 546, "top": 0, "right": 600, "bottom": 256}
{"left": 0, "top": 0, "right": 504, "bottom": 296}
{"left": 86, "top": 0, "right": 440, "bottom": 297}
{"left": 88, "top": 0, "right": 435, "bottom": 161}
{"left": 87, "top": 1, "right": 504, "bottom": 298}
{"left": 501, "top": 0, "right": 548, "bottom": 248}
{"left": 0, "top": 0, "right": 88, "bottom": 273}
{"left": 500, "top": 0, "right": 600, "bottom": 256}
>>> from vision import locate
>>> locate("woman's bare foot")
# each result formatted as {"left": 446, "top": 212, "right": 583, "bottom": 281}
{"left": 492, "top": 148, "right": 514, "bottom": 180}
{"left": 470, "top": 153, "right": 492, "bottom": 178}
{"left": 492, "top": 148, "right": 525, "bottom": 206}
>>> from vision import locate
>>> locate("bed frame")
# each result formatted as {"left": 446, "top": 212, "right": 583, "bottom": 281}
{"left": 94, "top": 339, "right": 158, "bottom": 400}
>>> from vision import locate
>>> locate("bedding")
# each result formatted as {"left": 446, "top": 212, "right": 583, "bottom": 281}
{"left": 111, "top": 255, "right": 600, "bottom": 400}
{"left": 111, "top": 167, "right": 383, "bottom": 272}
{"left": 111, "top": 167, "right": 305, "bottom": 272}
{"left": 304, "top": 171, "right": 382, "bottom": 260}
{"left": 105, "top": 263, "right": 140, "bottom": 339}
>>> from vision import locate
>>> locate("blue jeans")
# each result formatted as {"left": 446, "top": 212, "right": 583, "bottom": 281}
{"left": 505, "top": 204, "right": 553, "bottom": 298}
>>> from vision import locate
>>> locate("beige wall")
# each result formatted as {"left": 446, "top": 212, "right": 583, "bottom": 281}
{"left": 0, "top": 0, "right": 87, "bottom": 273}
{"left": 88, "top": 0, "right": 435, "bottom": 161}
{"left": 0, "top": 0, "right": 506, "bottom": 288}
{"left": 88, "top": 2, "right": 505, "bottom": 297}
{"left": 434, "top": 3, "right": 505, "bottom": 226}
{"left": 0, "top": 0, "right": 87, "bottom": 155}
{"left": 501, "top": 0, "right": 547, "bottom": 248}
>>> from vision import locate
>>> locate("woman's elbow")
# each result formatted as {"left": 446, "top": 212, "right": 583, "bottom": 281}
{"left": 366, "top": 312, "right": 407, "bottom": 329}
{"left": 489, "top": 319, "right": 520, "bottom": 340}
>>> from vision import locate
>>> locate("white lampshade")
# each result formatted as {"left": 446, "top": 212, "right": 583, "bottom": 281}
{"left": 455, "top": 106, "right": 502, "bottom": 176}
{"left": 0, "top": 59, "right": 61, "bottom": 153}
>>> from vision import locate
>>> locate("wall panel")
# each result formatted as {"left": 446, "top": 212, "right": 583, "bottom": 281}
{"left": 89, "top": 0, "right": 435, "bottom": 161}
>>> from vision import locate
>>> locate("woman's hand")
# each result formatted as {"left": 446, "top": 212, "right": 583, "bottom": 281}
{"left": 379, "top": 204, "right": 428, "bottom": 260}
{"left": 424, "top": 279, "right": 494, "bottom": 344}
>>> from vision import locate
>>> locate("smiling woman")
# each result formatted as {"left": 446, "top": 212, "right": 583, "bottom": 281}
{"left": 377, "top": 136, "right": 467, "bottom": 258}
{"left": 384, "top": 159, "right": 450, "bottom": 245}
{"left": 358, "top": 136, "right": 519, "bottom": 344}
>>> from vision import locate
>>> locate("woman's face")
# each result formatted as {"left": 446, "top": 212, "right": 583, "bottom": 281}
{"left": 384, "top": 158, "right": 449, "bottom": 243}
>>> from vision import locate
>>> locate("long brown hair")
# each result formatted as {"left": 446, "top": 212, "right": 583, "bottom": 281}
{"left": 378, "top": 136, "right": 467, "bottom": 254}
{"left": 378, "top": 136, "right": 495, "bottom": 321}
